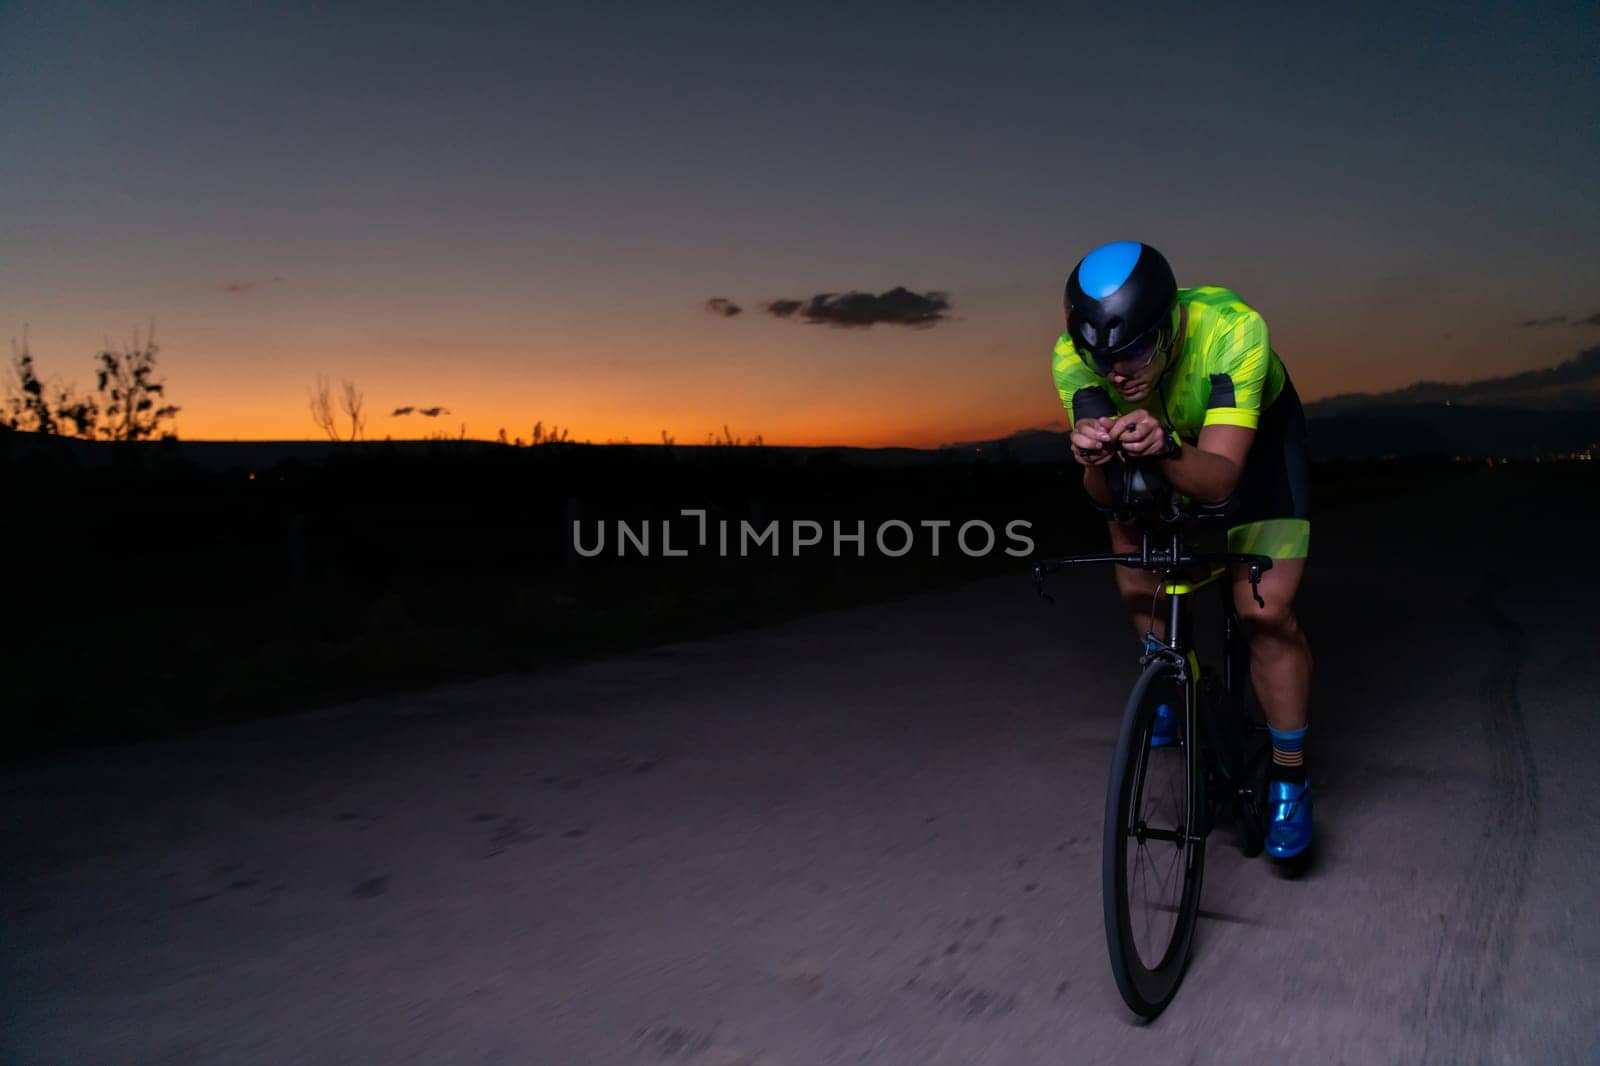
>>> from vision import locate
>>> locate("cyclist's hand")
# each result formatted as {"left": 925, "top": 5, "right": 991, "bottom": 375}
{"left": 1110, "top": 409, "right": 1164, "bottom": 458}
{"left": 1070, "top": 417, "right": 1116, "bottom": 466}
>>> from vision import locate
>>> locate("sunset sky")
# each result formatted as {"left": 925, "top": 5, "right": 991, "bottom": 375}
{"left": 2, "top": 2, "right": 1597, "bottom": 447}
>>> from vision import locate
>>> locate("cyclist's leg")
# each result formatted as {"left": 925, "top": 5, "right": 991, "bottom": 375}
{"left": 1228, "top": 545, "right": 1311, "bottom": 737}
{"left": 1226, "top": 372, "right": 1313, "bottom": 739}
{"left": 1230, "top": 545, "right": 1314, "bottom": 859}
{"left": 1109, "top": 519, "right": 1163, "bottom": 639}
{"left": 1225, "top": 374, "right": 1315, "bottom": 858}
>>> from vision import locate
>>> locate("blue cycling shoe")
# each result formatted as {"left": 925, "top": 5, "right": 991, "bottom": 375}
{"left": 1149, "top": 703, "right": 1178, "bottom": 748}
{"left": 1265, "top": 778, "right": 1313, "bottom": 859}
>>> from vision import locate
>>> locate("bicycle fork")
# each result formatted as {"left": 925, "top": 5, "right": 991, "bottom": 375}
{"left": 1137, "top": 635, "right": 1207, "bottom": 869}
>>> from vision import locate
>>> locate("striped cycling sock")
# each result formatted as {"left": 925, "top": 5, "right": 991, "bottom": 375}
{"left": 1269, "top": 724, "right": 1308, "bottom": 783}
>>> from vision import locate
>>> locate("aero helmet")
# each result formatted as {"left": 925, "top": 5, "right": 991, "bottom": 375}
{"left": 1064, "top": 241, "right": 1178, "bottom": 374}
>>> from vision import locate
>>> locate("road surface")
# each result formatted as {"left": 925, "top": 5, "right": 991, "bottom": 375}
{"left": 4, "top": 484, "right": 1597, "bottom": 1064}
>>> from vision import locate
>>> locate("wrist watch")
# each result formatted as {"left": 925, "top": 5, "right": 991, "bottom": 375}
{"left": 1159, "top": 425, "right": 1182, "bottom": 459}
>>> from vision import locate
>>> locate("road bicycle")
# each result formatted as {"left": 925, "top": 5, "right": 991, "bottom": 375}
{"left": 1033, "top": 459, "right": 1276, "bottom": 1018}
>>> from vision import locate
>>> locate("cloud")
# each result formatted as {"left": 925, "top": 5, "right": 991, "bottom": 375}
{"left": 222, "top": 275, "right": 285, "bottom": 295}
{"left": 391, "top": 405, "right": 451, "bottom": 417}
{"left": 1308, "top": 344, "right": 1600, "bottom": 414}
{"left": 391, "top": 406, "right": 414, "bottom": 416}
{"left": 1519, "top": 310, "right": 1600, "bottom": 328}
{"left": 763, "top": 287, "right": 952, "bottom": 328}
{"left": 704, "top": 297, "right": 742, "bottom": 317}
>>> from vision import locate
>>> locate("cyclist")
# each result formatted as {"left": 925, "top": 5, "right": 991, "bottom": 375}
{"left": 1051, "top": 240, "right": 1314, "bottom": 860}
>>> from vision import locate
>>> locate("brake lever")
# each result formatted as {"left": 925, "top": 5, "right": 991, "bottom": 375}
{"left": 1248, "top": 562, "right": 1265, "bottom": 609}
{"left": 1032, "top": 563, "right": 1056, "bottom": 605}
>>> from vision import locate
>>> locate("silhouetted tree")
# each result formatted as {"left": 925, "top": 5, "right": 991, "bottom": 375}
{"left": 4, "top": 333, "right": 57, "bottom": 434}
{"left": 340, "top": 379, "right": 366, "bottom": 441}
{"left": 309, "top": 374, "right": 364, "bottom": 442}
{"left": 55, "top": 385, "right": 98, "bottom": 438}
{"left": 531, "top": 421, "right": 569, "bottom": 445}
{"left": 3, "top": 327, "right": 178, "bottom": 440}
{"left": 309, "top": 375, "right": 338, "bottom": 440}
{"left": 702, "top": 424, "right": 762, "bottom": 447}
{"left": 94, "top": 330, "right": 180, "bottom": 440}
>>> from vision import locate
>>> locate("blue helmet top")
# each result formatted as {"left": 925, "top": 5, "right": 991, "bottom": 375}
{"left": 1065, "top": 241, "right": 1178, "bottom": 364}
{"left": 1075, "top": 241, "right": 1145, "bottom": 300}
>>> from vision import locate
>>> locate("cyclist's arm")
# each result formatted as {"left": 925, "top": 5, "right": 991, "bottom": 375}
{"left": 1083, "top": 461, "right": 1113, "bottom": 508}
{"left": 1159, "top": 305, "right": 1269, "bottom": 502}
{"left": 1159, "top": 424, "right": 1253, "bottom": 503}
{"left": 1068, "top": 401, "right": 1119, "bottom": 510}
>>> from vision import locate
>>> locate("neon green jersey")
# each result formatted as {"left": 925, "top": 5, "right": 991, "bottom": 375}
{"left": 1051, "top": 286, "right": 1286, "bottom": 442}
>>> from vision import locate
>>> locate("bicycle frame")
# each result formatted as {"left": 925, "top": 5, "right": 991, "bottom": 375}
{"left": 1034, "top": 460, "right": 1281, "bottom": 1017}
{"left": 1032, "top": 515, "right": 1275, "bottom": 845}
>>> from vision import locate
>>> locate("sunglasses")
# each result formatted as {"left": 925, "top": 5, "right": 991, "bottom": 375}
{"left": 1086, "top": 324, "right": 1172, "bottom": 377}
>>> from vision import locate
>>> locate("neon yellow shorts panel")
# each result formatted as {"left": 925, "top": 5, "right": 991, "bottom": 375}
{"left": 1226, "top": 518, "right": 1310, "bottom": 560}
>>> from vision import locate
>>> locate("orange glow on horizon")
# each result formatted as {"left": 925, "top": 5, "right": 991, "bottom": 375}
{"left": 38, "top": 302, "right": 1586, "bottom": 452}
{"left": 161, "top": 325, "right": 1067, "bottom": 449}
{"left": 171, "top": 406, "right": 1042, "bottom": 451}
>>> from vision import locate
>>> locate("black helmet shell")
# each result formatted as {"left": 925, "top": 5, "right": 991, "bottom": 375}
{"left": 1065, "top": 241, "right": 1177, "bottom": 360}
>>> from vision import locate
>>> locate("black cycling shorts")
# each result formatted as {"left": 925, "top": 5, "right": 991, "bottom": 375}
{"left": 1230, "top": 374, "right": 1311, "bottom": 525}
{"left": 1222, "top": 374, "right": 1311, "bottom": 559}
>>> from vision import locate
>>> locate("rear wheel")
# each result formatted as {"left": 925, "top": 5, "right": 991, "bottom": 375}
{"left": 1227, "top": 626, "right": 1271, "bottom": 857}
{"left": 1237, "top": 736, "right": 1270, "bottom": 858}
{"left": 1103, "top": 657, "right": 1205, "bottom": 1018}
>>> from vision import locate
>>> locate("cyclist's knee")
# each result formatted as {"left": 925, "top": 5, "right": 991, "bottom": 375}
{"left": 1236, "top": 593, "right": 1298, "bottom": 639}
{"left": 1107, "top": 520, "right": 1140, "bottom": 553}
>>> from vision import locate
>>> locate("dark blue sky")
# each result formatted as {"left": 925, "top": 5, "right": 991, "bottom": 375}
{"left": 2, "top": 1, "right": 1596, "bottom": 443}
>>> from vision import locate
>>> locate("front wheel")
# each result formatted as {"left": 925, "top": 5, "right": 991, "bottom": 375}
{"left": 1103, "top": 657, "right": 1205, "bottom": 1018}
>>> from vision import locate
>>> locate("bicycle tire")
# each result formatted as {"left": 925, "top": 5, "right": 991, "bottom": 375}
{"left": 1103, "top": 656, "right": 1205, "bottom": 1018}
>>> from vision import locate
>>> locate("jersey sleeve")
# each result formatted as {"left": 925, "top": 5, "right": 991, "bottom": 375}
{"left": 1051, "top": 334, "right": 1115, "bottom": 428}
{"left": 1201, "top": 309, "right": 1270, "bottom": 430}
